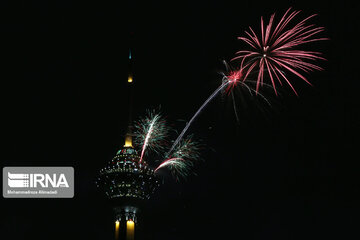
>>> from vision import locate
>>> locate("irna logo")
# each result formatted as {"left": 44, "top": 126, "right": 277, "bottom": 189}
{"left": 8, "top": 172, "right": 69, "bottom": 188}
{"left": 3, "top": 167, "right": 74, "bottom": 198}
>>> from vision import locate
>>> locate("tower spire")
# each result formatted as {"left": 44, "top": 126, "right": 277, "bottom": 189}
{"left": 124, "top": 47, "right": 134, "bottom": 148}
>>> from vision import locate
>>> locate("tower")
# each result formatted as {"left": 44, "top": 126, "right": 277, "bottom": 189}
{"left": 96, "top": 48, "right": 161, "bottom": 240}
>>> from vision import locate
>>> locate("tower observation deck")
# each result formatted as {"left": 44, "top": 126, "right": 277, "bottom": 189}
{"left": 97, "top": 145, "right": 160, "bottom": 222}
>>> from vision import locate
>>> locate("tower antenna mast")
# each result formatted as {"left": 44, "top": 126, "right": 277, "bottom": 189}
{"left": 124, "top": 38, "right": 134, "bottom": 147}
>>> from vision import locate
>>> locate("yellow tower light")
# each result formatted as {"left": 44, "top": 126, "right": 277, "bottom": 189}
{"left": 115, "top": 220, "right": 120, "bottom": 240}
{"left": 128, "top": 74, "right": 133, "bottom": 83}
{"left": 126, "top": 220, "right": 135, "bottom": 240}
{"left": 124, "top": 134, "right": 133, "bottom": 148}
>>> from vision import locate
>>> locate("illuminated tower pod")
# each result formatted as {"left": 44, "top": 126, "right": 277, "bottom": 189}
{"left": 96, "top": 48, "right": 161, "bottom": 240}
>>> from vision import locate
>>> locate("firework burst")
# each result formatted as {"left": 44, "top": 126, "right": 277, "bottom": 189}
{"left": 232, "top": 8, "right": 327, "bottom": 95}
{"left": 134, "top": 110, "right": 169, "bottom": 163}
{"left": 155, "top": 135, "right": 201, "bottom": 180}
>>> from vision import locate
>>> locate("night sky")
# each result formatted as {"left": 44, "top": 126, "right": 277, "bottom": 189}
{"left": 1, "top": 0, "right": 359, "bottom": 239}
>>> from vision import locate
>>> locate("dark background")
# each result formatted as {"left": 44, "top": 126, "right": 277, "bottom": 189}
{"left": 1, "top": 0, "right": 359, "bottom": 239}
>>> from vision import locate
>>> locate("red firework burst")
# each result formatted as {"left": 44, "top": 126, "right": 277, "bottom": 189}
{"left": 231, "top": 8, "right": 327, "bottom": 95}
{"left": 225, "top": 68, "right": 244, "bottom": 92}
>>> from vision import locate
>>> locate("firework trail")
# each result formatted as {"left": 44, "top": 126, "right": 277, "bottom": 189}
{"left": 166, "top": 60, "right": 250, "bottom": 155}
{"left": 232, "top": 8, "right": 327, "bottom": 95}
{"left": 139, "top": 116, "right": 157, "bottom": 163}
{"left": 155, "top": 158, "right": 185, "bottom": 172}
{"left": 166, "top": 79, "right": 231, "bottom": 156}
{"left": 134, "top": 111, "right": 168, "bottom": 163}
{"left": 154, "top": 157, "right": 190, "bottom": 180}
